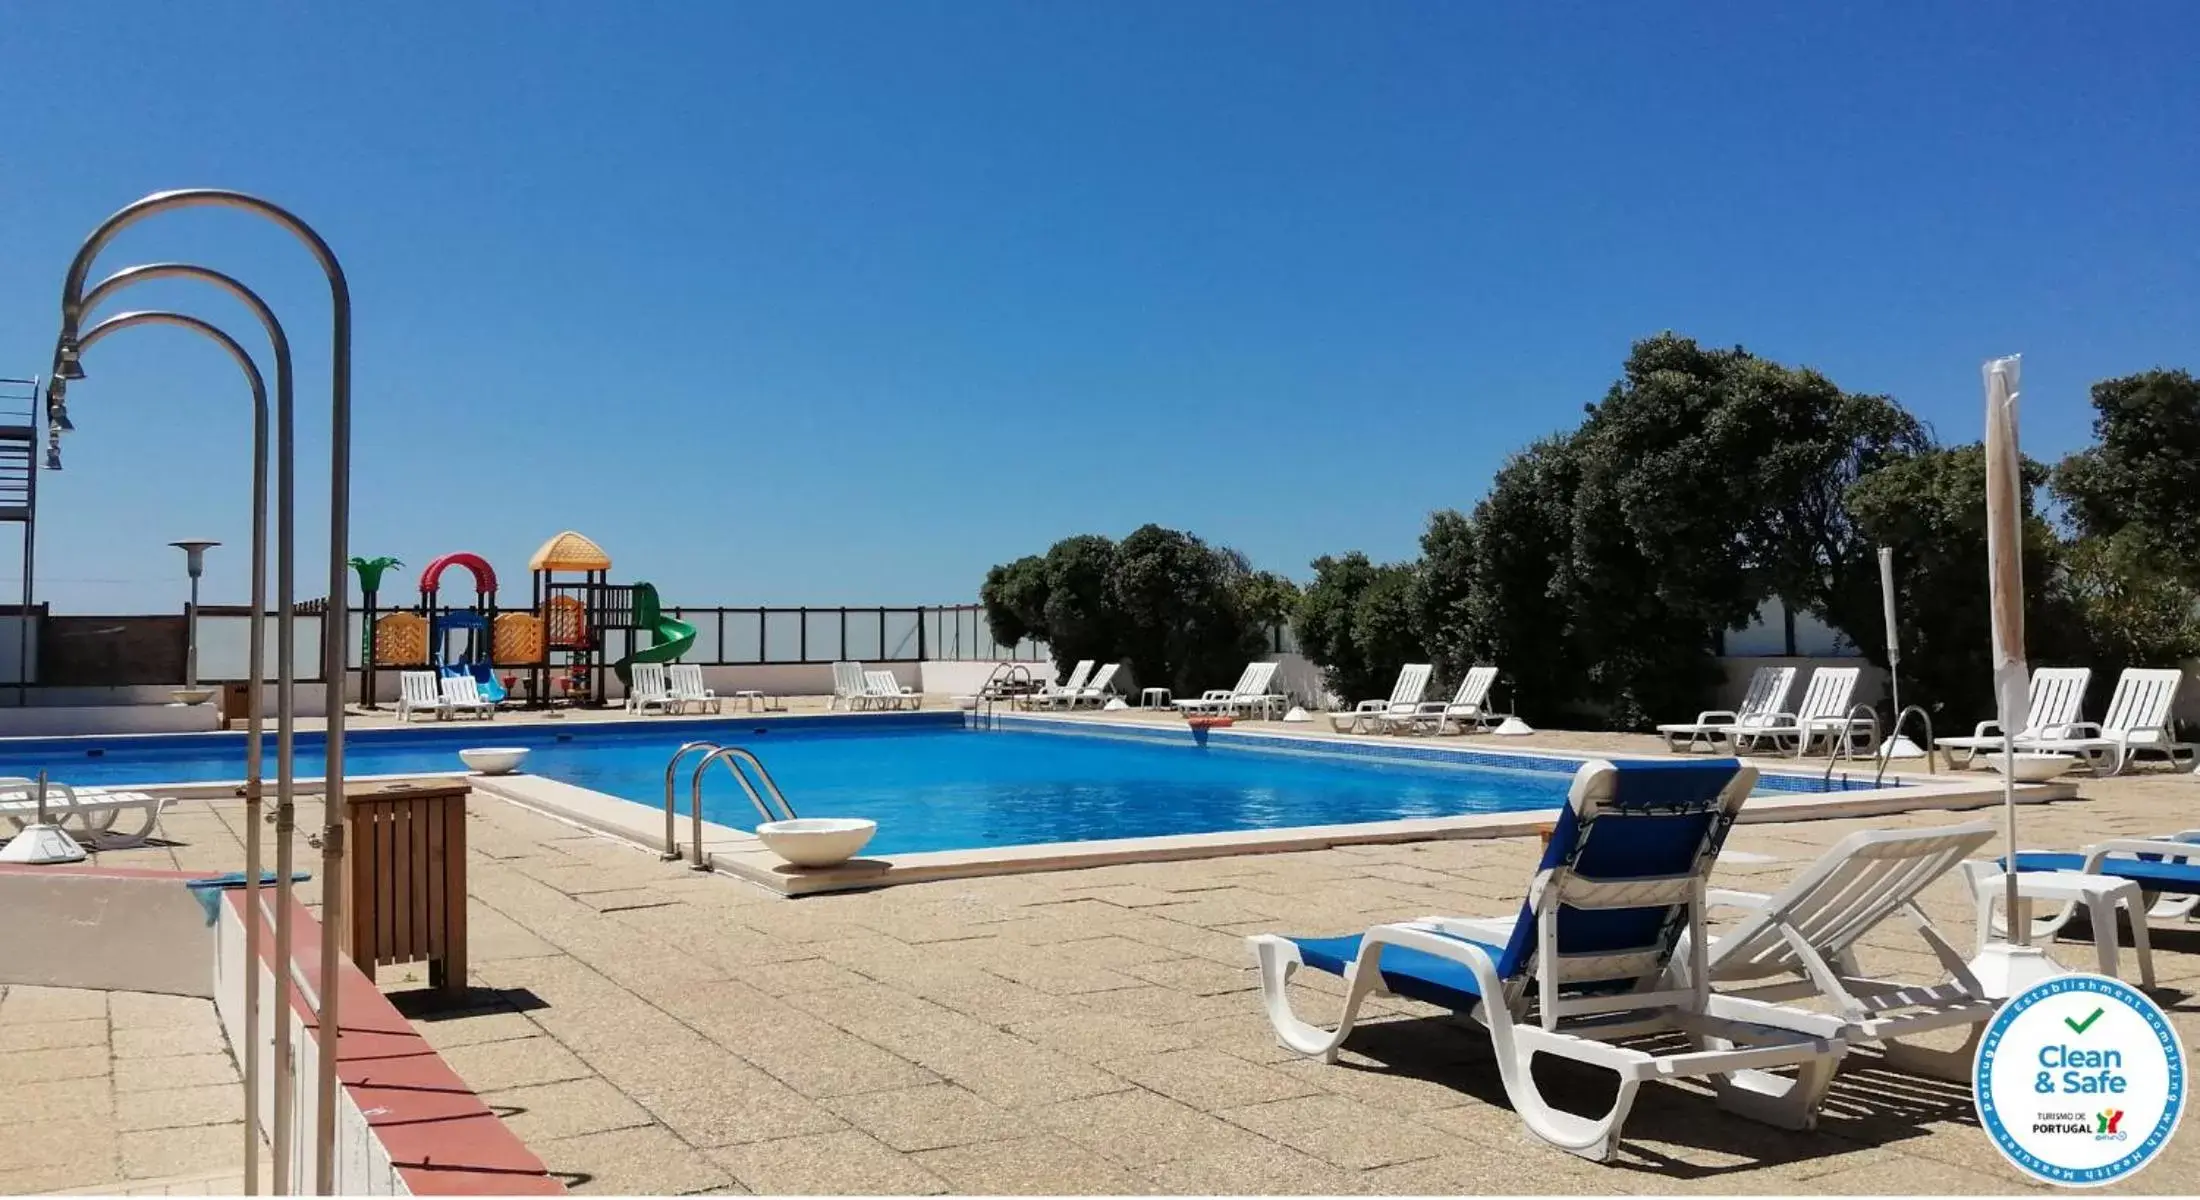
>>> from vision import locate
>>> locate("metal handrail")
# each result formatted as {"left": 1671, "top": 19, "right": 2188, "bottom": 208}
{"left": 685, "top": 746, "right": 798, "bottom": 870}
{"left": 662, "top": 741, "right": 723, "bottom": 860}
{"left": 1822, "top": 703, "right": 1884, "bottom": 787}
{"left": 973, "top": 662, "right": 1033, "bottom": 729}
{"left": 1875, "top": 705, "right": 1937, "bottom": 787}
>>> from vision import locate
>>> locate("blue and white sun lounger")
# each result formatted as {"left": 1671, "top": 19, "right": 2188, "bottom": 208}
{"left": 1249, "top": 758, "right": 1849, "bottom": 1162}
{"left": 2006, "top": 831, "right": 2200, "bottom": 933}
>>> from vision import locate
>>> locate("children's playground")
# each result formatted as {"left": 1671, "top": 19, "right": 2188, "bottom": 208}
{"left": 358, "top": 530, "right": 695, "bottom": 709}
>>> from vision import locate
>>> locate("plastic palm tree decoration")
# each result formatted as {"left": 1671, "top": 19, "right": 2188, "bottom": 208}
{"left": 350, "top": 556, "right": 403, "bottom": 711}
{"left": 348, "top": 555, "right": 403, "bottom": 596}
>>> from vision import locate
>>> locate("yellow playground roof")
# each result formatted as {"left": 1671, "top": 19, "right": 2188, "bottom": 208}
{"left": 528, "top": 530, "right": 612, "bottom": 572}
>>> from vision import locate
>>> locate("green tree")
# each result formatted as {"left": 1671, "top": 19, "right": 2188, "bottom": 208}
{"left": 1294, "top": 552, "right": 1386, "bottom": 701}
{"left": 1109, "top": 524, "right": 1269, "bottom": 693}
{"left": 1412, "top": 510, "right": 1479, "bottom": 683}
{"left": 1465, "top": 437, "right": 1584, "bottom": 724}
{"left": 1038, "top": 535, "right": 1119, "bottom": 674}
{"left": 979, "top": 555, "right": 1048, "bottom": 649}
{"left": 2060, "top": 529, "right": 2200, "bottom": 690}
{"left": 1846, "top": 445, "right": 2081, "bottom": 724}
{"left": 2054, "top": 370, "right": 2200, "bottom": 575}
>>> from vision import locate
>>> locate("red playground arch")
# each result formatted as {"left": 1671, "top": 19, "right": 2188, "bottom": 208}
{"left": 418, "top": 552, "right": 498, "bottom": 602}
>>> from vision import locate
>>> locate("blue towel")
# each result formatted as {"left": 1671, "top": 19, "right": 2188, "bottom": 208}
{"left": 185, "top": 871, "right": 313, "bottom": 925}
{"left": 2007, "top": 852, "right": 2200, "bottom": 894}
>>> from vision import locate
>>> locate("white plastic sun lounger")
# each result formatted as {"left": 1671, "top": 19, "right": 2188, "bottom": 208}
{"left": 1249, "top": 758, "right": 1847, "bottom": 1162}
{"left": 2014, "top": 667, "right": 2194, "bottom": 775}
{"left": 1389, "top": 664, "right": 1500, "bottom": 735}
{"left": 1329, "top": 663, "right": 1431, "bottom": 733}
{"left": 864, "top": 669, "right": 919, "bottom": 710}
{"left": 667, "top": 663, "right": 720, "bottom": 714}
{"left": 1175, "top": 662, "right": 1282, "bottom": 719}
{"left": 829, "top": 661, "right": 871, "bottom": 710}
{"left": 396, "top": 670, "right": 449, "bottom": 722}
{"left": 1065, "top": 662, "right": 1122, "bottom": 708}
{"left": 1936, "top": 667, "right": 2090, "bottom": 767}
{"left": 441, "top": 671, "right": 499, "bottom": 719}
{"left": 1658, "top": 666, "right": 1795, "bottom": 752}
{"left": 1678, "top": 821, "right": 2001, "bottom": 1081}
{"left": 1732, "top": 667, "right": 1866, "bottom": 757}
{"left": 1022, "top": 660, "right": 1094, "bottom": 709}
{"left": 0, "top": 780, "right": 174, "bottom": 850}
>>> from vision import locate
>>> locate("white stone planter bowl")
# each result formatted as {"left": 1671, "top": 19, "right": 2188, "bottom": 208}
{"left": 1985, "top": 752, "right": 2076, "bottom": 783}
{"left": 756, "top": 817, "right": 877, "bottom": 867}
{"left": 458, "top": 747, "right": 530, "bottom": 775}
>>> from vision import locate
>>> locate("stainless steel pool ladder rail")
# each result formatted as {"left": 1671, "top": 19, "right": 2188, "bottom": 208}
{"left": 1822, "top": 703, "right": 1884, "bottom": 787}
{"left": 1873, "top": 705, "right": 1936, "bottom": 788}
{"left": 973, "top": 662, "right": 1033, "bottom": 730}
{"left": 661, "top": 741, "right": 799, "bottom": 869}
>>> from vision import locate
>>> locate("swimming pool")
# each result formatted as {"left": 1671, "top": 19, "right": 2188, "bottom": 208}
{"left": 0, "top": 713, "right": 1886, "bottom": 856}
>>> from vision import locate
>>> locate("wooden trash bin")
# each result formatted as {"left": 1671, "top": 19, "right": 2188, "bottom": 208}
{"left": 341, "top": 781, "right": 470, "bottom": 999}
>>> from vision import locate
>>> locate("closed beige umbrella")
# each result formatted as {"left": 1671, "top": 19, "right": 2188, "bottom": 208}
{"left": 1972, "top": 354, "right": 2064, "bottom": 996}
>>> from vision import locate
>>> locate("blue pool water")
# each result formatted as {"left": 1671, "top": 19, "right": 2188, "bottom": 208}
{"left": 0, "top": 714, "right": 1877, "bottom": 856}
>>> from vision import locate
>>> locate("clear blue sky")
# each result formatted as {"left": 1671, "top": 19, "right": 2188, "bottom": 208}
{"left": 3, "top": 1, "right": 2194, "bottom": 613}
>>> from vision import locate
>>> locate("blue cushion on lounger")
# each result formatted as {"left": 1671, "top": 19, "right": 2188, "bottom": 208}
{"left": 1288, "top": 930, "right": 1504, "bottom": 1011}
{"left": 2007, "top": 851, "right": 2200, "bottom": 893}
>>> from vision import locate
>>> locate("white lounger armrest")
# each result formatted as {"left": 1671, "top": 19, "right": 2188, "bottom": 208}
{"left": 1694, "top": 710, "right": 1740, "bottom": 727}
{"left": 1970, "top": 720, "right": 2005, "bottom": 739}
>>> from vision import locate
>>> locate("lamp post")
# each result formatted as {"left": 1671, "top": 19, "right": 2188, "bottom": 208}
{"left": 170, "top": 539, "right": 219, "bottom": 696}
{"left": 57, "top": 188, "right": 346, "bottom": 1193}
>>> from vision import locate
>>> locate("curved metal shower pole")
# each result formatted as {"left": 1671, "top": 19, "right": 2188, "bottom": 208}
{"left": 60, "top": 189, "right": 349, "bottom": 1196}
{"left": 78, "top": 266, "right": 294, "bottom": 1196}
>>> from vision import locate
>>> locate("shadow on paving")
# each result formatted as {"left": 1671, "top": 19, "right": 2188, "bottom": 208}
{"left": 1316, "top": 1017, "right": 1980, "bottom": 1184}
{"left": 387, "top": 985, "right": 550, "bottom": 1021}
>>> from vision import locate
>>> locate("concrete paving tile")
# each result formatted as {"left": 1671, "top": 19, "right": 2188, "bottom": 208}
{"left": 912, "top": 1133, "right": 1141, "bottom": 1195}
{"left": 1219, "top": 1092, "right": 1457, "bottom": 1168}
{"left": 0, "top": 1161, "right": 126, "bottom": 1194}
{"left": 1037, "top": 1087, "right": 1271, "bottom": 1165}
{"left": 707, "top": 1129, "right": 948, "bottom": 1195}
{"left": 118, "top": 1123, "right": 244, "bottom": 1180}
{"left": 0, "top": 1119, "right": 114, "bottom": 1172}
{"left": 888, "top": 1024, "right": 1131, "bottom": 1108}
{"left": 0, "top": 1045, "right": 110, "bottom": 1086}
{"left": 531, "top": 1124, "right": 737, "bottom": 1195}
{"left": 110, "top": 1053, "right": 235, "bottom": 1094}
{"left": 408, "top": 1005, "right": 546, "bottom": 1051}
{"left": 106, "top": 992, "right": 213, "bottom": 1030}
{"left": 1121, "top": 954, "right": 1258, "bottom": 995}
{"left": 1042, "top": 933, "right": 1190, "bottom": 968}
{"left": 893, "top": 964, "right": 1077, "bottom": 1027}
{"left": 1799, "top": 1149, "right": 2044, "bottom": 1195}
{"left": 112, "top": 1022, "right": 228, "bottom": 1060}
{"left": 1362, "top": 1144, "right": 1625, "bottom": 1195}
{"left": 623, "top": 1065, "right": 849, "bottom": 1148}
{"left": 734, "top": 956, "right": 874, "bottom": 997}
{"left": 434, "top": 1035, "right": 594, "bottom": 1092}
{"left": 1170, "top": 1013, "right": 1306, "bottom": 1064}
{"left": 978, "top": 954, "right": 1146, "bottom": 996}
{"left": 1003, "top": 1012, "right": 1200, "bottom": 1061}
{"left": 1271, "top": 1052, "right": 1480, "bottom": 1114}
{"left": 1, "top": 1074, "right": 115, "bottom": 1121}
{"left": 1067, "top": 983, "right": 1255, "bottom": 1026}
{"left": 1063, "top": 883, "right": 1200, "bottom": 908}
{"left": 0, "top": 986, "right": 107, "bottom": 1024}
{"left": 706, "top": 1008, "right": 937, "bottom": 1099}
{"left": 483, "top": 1077, "right": 654, "bottom": 1145}
{"left": 1133, "top": 1137, "right": 1375, "bottom": 1195}
{"left": 115, "top": 1084, "right": 247, "bottom": 1132}
{"left": 0, "top": 1018, "right": 106, "bottom": 1052}
{"left": 823, "top": 1083, "right": 1030, "bottom": 1152}
{"left": 1104, "top": 1047, "right": 1321, "bottom": 1110}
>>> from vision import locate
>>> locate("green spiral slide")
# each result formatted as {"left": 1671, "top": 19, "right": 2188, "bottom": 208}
{"left": 613, "top": 581, "right": 697, "bottom": 684}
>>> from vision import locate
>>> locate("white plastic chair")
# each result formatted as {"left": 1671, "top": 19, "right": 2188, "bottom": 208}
{"left": 622, "top": 662, "right": 673, "bottom": 715}
{"left": 1249, "top": 758, "right": 1848, "bottom": 1162}
{"left": 1658, "top": 666, "right": 1796, "bottom": 752}
{"left": 1023, "top": 660, "right": 1095, "bottom": 709}
{"left": 863, "top": 669, "right": 919, "bottom": 710}
{"left": 2015, "top": 667, "right": 2193, "bottom": 775}
{"left": 442, "top": 671, "right": 499, "bottom": 719}
{"left": 828, "top": 661, "right": 870, "bottom": 710}
{"left": 1937, "top": 666, "right": 2091, "bottom": 766}
{"left": 667, "top": 663, "right": 720, "bottom": 714}
{"left": 396, "top": 670, "right": 449, "bottom": 722}
{"left": 1390, "top": 665, "right": 1500, "bottom": 735}
{"left": 1329, "top": 664, "right": 1431, "bottom": 733}
{"left": 1733, "top": 667, "right": 1863, "bottom": 757}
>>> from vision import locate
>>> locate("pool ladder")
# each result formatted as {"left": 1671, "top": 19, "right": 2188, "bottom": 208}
{"left": 1820, "top": 703, "right": 1937, "bottom": 788}
{"left": 661, "top": 740, "right": 797, "bottom": 870}
{"left": 970, "top": 662, "right": 1033, "bottom": 730}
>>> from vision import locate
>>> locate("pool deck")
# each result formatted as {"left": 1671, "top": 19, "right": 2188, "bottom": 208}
{"left": 38, "top": 704, "right": 2200, "bottom": 1194}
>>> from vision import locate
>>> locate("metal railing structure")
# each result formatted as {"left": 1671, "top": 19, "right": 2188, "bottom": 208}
{"left": 1822, "top": 702, "right": 1885, "bottom": 787}
{"left": 661, "top": 742, "right": 797, "bottom": 870}
{"left": 969, "top": 662, "right": 1034, "bottom": 730}
{"left": 1876, "top": 704, "right": 1937, "bottom": 787}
